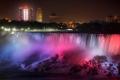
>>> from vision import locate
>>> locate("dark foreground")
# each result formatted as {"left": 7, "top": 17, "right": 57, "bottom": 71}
{"left": 0, "top": 70, "right": 120, "bottom": 80}
{"left": 1, "top": 54, "right": 120, "bottom": 80}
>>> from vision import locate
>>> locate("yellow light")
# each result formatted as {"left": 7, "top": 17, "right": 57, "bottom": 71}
{"left": 27, "top": 27, "right": 30, "bottom": 30}
{"left": 11, "top": 31, "right": 15, "bottom": 34}
{"left": 12, "top": 28, "right": 17, "bottom": 31}
{"left": 4, "top": 28, "right": 11, "bottom": 31}
{"left": 20, "top": 28, "right": 25, "bottom": 31}
{"left": 1, "top": 26, "right": 4, "bottom": 29}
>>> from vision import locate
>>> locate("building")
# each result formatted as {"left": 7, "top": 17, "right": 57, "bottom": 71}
{"left": 19, "top": 6, "right": 33, "bottom": 21}
{"left": 36, "top": 8, "right": 43, "bottom": 22}
{"left": 66, "top": 21, "right": 77, "bottom": 29}
{"left": 49, "top": 13, "right": 59, "bottom": 23}
{"left": 106, "top": 15, "right": 120, "bottom": 23}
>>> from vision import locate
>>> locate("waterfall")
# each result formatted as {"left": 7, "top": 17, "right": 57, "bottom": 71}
{"left": 0, "top": 32, "right": 120, "bottom": 66}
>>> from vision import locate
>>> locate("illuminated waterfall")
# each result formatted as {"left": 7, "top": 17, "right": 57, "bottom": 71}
{"left": 0, "top": 33, "right": 120, "bottom": 66}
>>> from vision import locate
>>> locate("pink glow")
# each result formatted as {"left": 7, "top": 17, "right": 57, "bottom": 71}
{"left": 23, "top": 8, "right": 29, "bottom": 21}
{"left": 99, "top": 35, "right": 120, "bottom": 55}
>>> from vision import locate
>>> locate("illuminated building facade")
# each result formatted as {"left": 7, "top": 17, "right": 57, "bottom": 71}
{"left": 19, "top": 6, "right": 33, "bottom": 21}
{"left": 36, "top": 8, "right": 43, "bottom": 22}
{"left": 65, "top": 21, "right": 77, "bottom": 29}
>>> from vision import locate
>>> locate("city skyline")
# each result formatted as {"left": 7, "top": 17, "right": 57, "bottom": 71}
{"left": 0, "top": 0, "right": 120, "bottom": 22}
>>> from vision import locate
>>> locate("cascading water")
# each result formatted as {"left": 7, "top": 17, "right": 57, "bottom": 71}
{"left": 0, "top": 32, "right": 120, "bottom": 70}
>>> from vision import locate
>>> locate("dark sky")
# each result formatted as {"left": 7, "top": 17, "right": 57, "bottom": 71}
{"left": 0, "top": 0, "right": 120, "bottom": 22}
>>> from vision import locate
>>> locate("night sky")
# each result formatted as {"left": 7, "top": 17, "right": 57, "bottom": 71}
{"left": 0, "top": 0, "right": 120, "bottom": 22}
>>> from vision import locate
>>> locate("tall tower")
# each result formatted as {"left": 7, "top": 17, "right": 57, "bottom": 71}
{"left": 36, "top": 8, "right": 43, "bottom": 22}
{"left": 19, "top": 6, "right": 33, "bottom": 21}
